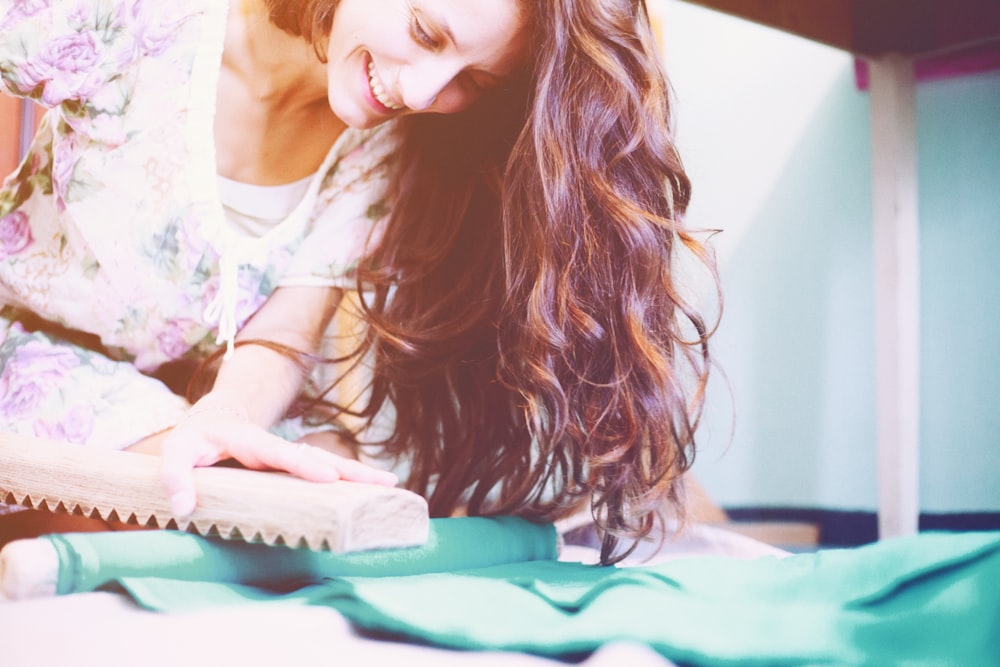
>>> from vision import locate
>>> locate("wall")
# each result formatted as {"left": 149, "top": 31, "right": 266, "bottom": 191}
{"left": 1, "top": 96, "right": 22, "bottom": 177}
{"left": 656, "top": 0, "right": 1000, "bottom": 515}
{"left": 0, "top": 98, "right": 41, "bottom": 179}
{"left": 917, "top": 69, "right": 1000, "bottom": 512}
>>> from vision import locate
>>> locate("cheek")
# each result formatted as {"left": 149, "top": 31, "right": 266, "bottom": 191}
{"left": 429, "top": 87, "right": 479, "bottom": 115}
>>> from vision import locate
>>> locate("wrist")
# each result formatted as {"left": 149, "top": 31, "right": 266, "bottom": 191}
{"left": 184, "top": 397, "right": 249, "bottom": 424}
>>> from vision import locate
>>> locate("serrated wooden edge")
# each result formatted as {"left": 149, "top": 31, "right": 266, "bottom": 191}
{"left": 0, "top": 432, "right": 429, "bottom": 552}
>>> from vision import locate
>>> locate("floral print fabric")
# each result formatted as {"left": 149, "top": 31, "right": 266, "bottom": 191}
{"left": 0, "top": 0, "right": 398, "bottom": 449}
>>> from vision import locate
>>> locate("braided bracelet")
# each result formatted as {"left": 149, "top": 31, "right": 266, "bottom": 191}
{"left": 183, "top": 403, "right": 249, "bottom": 423}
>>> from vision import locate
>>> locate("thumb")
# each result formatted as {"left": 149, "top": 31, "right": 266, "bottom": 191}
{"left": 159, "top": 438, "right": 212, "bottom": 517}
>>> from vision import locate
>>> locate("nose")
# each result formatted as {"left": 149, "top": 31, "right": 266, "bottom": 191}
{"left": 398, "top": 58, "right": 461, "bottom": 111}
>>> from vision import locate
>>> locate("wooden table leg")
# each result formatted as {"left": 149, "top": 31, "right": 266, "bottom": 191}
{"left": 869, "top": 54, "right": 921, "bottom": 539}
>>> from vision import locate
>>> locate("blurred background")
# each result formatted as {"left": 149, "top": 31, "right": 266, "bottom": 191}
{"left": 650, "top": 0, "right": 1000, "bottom": 546}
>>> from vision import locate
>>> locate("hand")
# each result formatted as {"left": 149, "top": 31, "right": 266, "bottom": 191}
{"left": 159, "top": 407, "right": 398, "bottom": 517}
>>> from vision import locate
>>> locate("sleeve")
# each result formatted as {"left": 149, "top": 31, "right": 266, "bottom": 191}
{"left": 0, "top": 0, "right": 197, "bottom": 108}
{"left": 1, "top": 0, "right": 125, "bottom": 106}
{"left": 0, "top": 319, "right": 189, "bottom": 449}
{"left": 279, "top": 123, "right": 401, "bottom": 288}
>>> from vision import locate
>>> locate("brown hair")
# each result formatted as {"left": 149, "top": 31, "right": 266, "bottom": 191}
{"left": 267, "top": 0, "right": 719, "bottom": 564}
{"left": 265, "top": 0, "right": 337, "bottom": 46}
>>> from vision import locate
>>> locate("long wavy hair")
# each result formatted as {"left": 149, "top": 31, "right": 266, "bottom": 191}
{"left": 266, "top": 0, "right": 719, "bottom": 564}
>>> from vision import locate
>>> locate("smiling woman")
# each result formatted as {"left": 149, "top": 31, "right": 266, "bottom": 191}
{"left": 0, "top": 0, "right": 717, "bottom": 564}
{"left": 264, "top": 0, "right": 529, "bottom": 122}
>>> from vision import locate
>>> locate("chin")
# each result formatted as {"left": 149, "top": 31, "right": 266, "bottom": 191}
{"left": 327, "top": 101, "right": 363, "bottom": 129}
{"left": 345, "top": 115, "right": 388, "bottom": 131}
{"left": 328, "top": 97, "right": 384, "bottom": 131}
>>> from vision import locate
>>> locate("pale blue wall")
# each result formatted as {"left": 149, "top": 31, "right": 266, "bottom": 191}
{"left": 660, "top": 1, "right": 1000, "bottom": 513}
{"left": 917, "top": 71, "right": 1000, "bottom": 512}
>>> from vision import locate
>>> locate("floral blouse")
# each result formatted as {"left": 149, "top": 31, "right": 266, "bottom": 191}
{"left": 0, "top": 0, "right": 398, "bottom": 449}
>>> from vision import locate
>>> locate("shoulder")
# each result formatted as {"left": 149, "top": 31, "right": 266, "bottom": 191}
{"left": 316, "top": 121, "right": 402, "bottom": 198}
{"left": 334, "top": 121, "right": 402, "bottom": 171}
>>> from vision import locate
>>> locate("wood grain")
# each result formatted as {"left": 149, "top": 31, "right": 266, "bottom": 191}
{"left": 0, "top": 432, "right": 429, "bottom": 552}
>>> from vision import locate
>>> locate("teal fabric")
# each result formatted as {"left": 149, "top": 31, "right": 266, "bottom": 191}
{"left": 48, "top": 516, "right": 557, "bottom": 595}
{"left": 48, "top": 525, "right": 1000, "bottom": 666}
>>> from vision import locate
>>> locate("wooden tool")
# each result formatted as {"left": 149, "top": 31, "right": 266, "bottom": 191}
{"left": 0, "top": 432, "right": 429, "bottom": 552}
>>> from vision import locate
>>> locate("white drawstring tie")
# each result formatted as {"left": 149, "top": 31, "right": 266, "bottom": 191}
{"left": 203, "top": 228, "right": 271, "bottom": 359}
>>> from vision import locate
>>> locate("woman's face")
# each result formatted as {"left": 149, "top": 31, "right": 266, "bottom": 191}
{"left": 325, "top": 0, "right": 528, "bottom": 128}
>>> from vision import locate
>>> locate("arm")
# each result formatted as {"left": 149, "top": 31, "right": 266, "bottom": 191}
{"left": 134, "top": 285, "right": 396, "bottom": 516}
{"left": 202, "top": 283, "right": 341, "bottom": 428}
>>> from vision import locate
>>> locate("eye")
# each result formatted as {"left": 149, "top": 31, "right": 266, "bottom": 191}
{"left": 410, "top": 12, "right": 441, "bottom": 50}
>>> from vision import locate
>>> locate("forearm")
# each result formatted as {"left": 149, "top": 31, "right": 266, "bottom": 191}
{"left": 128, "top": 285, "right": 395, "bottom": 515}
{"left": 198, "top": 285, "right": 343, "bottom": 427}
{"left": 201, "top": 343, "right": 308, "bottom": 428}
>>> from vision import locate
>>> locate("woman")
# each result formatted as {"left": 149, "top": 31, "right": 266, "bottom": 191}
{"left": 0, "top": 0, "right": 716, "bottom": 564}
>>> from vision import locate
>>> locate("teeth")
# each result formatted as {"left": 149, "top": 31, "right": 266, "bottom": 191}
{"left": 367, "top": 61, "right": 403, "bottom": 111}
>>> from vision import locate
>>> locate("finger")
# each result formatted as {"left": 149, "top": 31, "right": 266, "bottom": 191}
{"left": 161, "top": 465, "right": 198, "bottom": 518}
{"left": 159, "top": 435, "right": 223, "bottom": 517}
{"left": 321, "top": 451, "right": 399, "bottom": 487}
{"left": 217, "top": 426, "right": 340, "bottom": 479}
{"left": 238, "top": 435, "right": 398, "bottom": 487}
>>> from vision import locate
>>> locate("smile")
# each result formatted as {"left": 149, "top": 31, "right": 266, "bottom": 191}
{"left": 367, "top": 59, "right": 404, "bottom": 111}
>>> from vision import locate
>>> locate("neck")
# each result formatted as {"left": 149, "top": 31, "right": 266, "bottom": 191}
{"left": 214, "top": 0, "right": 346, "bottom": 184}
{"left": 223, "top": 0, "right": 329, "bottom": 107}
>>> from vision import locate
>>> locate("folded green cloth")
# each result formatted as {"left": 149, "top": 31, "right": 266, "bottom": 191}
{"left": 47, "top": 523, "right": 1000, "bottom": 666}
{"left": 49, "top": 516, "right": 558, "bottom": 594}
